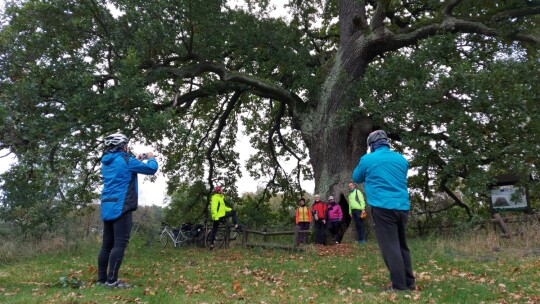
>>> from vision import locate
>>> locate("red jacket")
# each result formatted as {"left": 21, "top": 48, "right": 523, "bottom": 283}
{"left": 311, "top": 201, "right": 327, "bottom": 221}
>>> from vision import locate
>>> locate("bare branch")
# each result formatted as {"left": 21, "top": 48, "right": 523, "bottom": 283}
{"left": 274, "top": 102, "right": 304, "bottom": 187}
{"left": 205, "top": 91, "right": 243, "bottom": 190}
{"left": 0, "top": 150, "right": 13, "bottom": 158}
{"left": 267, "top": 101, "right": 291, "bottom": 180}
{"left": 441, "top": 181, "right": 471, "bottom": 218}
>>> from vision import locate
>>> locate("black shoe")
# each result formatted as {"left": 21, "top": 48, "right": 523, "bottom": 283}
{"left": 408, "top": 284, "right": 416, "bottom": 291}
{"left": 381, "top": 285, "right": 395, "bottom": 292}
{"left": 235, "top": 224, "right": 243, "bottom": 232}
{"left": 381, "top": 285, "right": 408, "bottom": 292}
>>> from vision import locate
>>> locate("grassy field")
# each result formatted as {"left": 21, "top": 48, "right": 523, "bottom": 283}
{"left": 0, "top": 228, "right": 539, "bottom": 304}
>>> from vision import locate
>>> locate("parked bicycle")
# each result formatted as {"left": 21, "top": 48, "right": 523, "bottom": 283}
{"left": 157, "top": 221, "right": 205, "bottom": 248}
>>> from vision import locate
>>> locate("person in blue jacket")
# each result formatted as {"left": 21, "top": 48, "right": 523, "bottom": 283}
{"left": 97, "top": 133, "right": 158, "bottom": 288}
{"left": 352, "top": 130, "right": 415, "bottom": 292}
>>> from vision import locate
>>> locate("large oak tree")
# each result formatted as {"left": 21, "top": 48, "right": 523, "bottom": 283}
{"left": 1, "top": 0, "right": 538, "bottom": 230}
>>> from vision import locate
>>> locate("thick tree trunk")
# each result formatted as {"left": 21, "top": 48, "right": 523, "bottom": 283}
{"left": 301, "top": 54, "right": 373, "bottom": 240}
{"left": 301, "top": 0, "right": 373, "bottom": 198}
{"left": 298, "top": 0, "right": 376, "bottom": 242}
{"left": 303, "top": 76, "right": 372, "bottom": 198}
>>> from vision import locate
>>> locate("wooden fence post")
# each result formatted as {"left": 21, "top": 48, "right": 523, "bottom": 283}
{"left": 491, "top": 213, "right": 511, "bottom": 238}
{"left": 242, "top": 227, "right": 248, "bottom": 247}
{"left": 225, "top": 223, "right": 231, "bottom": 245}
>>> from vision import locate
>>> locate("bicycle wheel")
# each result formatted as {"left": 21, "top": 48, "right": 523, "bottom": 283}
{"left": 228, "top": 229, "right": 239, "bottom": 246}
{"left": 158, "top": 232, "right": 169, "bottom": 248}
{"left": 174, "top": 230, "right": 189, "bottom": 247}
{"left": 205, "top": 226, "right": 226, "bottom": 249}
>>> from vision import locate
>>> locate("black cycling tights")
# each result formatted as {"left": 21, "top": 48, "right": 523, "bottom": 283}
{"left": 209, "top": 210, "right": 238, "bottom": 244}
{"left": 97, "top": 211, "right": 132, "bottom": 283}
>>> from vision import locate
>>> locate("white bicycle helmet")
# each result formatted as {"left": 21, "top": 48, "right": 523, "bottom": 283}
{"left": 104, "top": 133, "right": 129, "bottom": 147}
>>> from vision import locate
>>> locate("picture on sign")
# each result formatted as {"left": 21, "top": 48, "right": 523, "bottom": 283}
{"left": 490, "top": 187, "right": 527, "bottom": 210}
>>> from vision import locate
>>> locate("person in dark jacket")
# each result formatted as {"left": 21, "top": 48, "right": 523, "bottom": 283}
{"left": 97, "top": 133, "right": 158, "bottom": 288}
{"left": 352, "top": 130, "right": 415, "bottom": 291}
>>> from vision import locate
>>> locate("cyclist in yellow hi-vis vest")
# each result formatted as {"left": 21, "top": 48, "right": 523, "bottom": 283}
{"left": 208, "top": 186, "right": 241, "bottom": 250}
{"left": 348, "top": 182, "right": 367, "bottom": 244}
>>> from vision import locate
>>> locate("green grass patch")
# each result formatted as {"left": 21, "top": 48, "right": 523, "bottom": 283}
{"left": 0, "top": 231, "right": 539, "bottom": 303}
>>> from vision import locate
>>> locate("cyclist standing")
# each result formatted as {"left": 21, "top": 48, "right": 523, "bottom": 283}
{"left": 208, "top": 186, "right": 241, "bottom": 250}
{"left": 97, "top": 133, "right": 158, "bottom": 288}
{"left": 352, "top": 130, "right": 415, "bottom": 291}
{"left": 348, "top": 182, "right": 367, "bottom": 244}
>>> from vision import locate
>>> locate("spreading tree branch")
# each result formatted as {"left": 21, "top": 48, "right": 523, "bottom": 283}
{"left": 205, "top": 91, "right": 243, "bottom": 196}
{"left": 359, "top": 1, "right": 540, "bottom": 61}
{"left": 156, "top": 63, "right": 303, "bottom": 107}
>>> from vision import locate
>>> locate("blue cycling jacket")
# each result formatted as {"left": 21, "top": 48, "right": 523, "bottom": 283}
{"left": 100, "top": 152, "right": 158, "bottom": 221}
{"left": 352, "top": 146, "right": 410, "bottom": 211}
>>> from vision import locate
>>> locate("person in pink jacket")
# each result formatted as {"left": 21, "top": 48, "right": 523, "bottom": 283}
{"left": 326, "top": 196, "right": 343, "bottom": 244}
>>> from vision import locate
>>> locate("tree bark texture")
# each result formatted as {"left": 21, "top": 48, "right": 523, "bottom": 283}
{"left": 301, "top": 0, "right": 373, "bottom": 198}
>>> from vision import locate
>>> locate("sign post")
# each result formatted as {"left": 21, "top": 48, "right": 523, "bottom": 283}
{"left": 489, "top": 173, "right": 532, "bottom": 238}
{"left": 489, "top": 173, "right": 531, "bottom": 213}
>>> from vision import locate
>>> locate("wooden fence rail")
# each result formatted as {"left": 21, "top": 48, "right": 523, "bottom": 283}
{"left": 238, "top": 226, "right": 309, "bottom": 251}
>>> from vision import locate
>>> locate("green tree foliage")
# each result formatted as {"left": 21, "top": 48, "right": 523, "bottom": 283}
{"left": 236, "top": 193, "right": 278, "bottom": 228}
{"left": 0, "top": 0, "right": 538, "bottom": 233}
{"left": 164, "top": 181, "right": 283, "bottom": 228}
{"left": 358, "top": 34, "right": 540, "bottom": 217}
{"left": 163, "top": 180, "right": 208, "bottom": 226}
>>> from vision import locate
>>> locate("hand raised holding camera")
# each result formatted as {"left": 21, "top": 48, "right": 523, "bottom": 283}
{"left": 137, "top": 152, "right": 154, "bottom": 160}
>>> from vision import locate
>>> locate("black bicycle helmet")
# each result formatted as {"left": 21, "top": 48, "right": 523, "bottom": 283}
{"left": 366, "top": 130, "right": 388, "bottom": 146}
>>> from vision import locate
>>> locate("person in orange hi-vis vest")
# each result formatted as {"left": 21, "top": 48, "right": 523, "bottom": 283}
{"left": 295, "top": 198, "right": 312, "bottom": 244}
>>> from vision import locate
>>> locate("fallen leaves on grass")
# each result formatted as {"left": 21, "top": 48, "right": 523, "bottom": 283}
{"left": 143, "top": 287, "right": 157, "bottom": 296}
{"left": 185, "top": 283, "right": 206, "bottom": 295}
{"left": 3, "top": 289, "right": 19, "bottom": 297}
{"left": 315, "top": 243, "right": 354, "bottom": 257}
{"left": 53, "top": 275, "right": 85, "bottom": 288}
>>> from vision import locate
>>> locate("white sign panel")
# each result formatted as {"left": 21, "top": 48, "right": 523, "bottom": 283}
{"left": 491, "top": 187, "right": 527, "bottom": 209}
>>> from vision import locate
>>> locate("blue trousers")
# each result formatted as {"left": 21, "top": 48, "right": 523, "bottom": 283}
{"left": 351, "top": 209, "right": 366, "bottom": 242}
